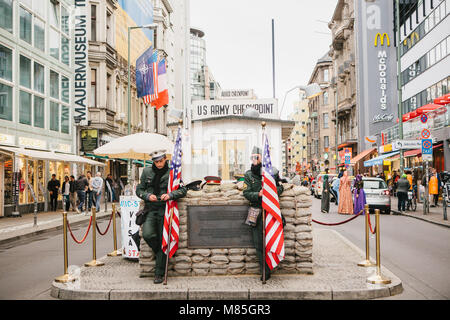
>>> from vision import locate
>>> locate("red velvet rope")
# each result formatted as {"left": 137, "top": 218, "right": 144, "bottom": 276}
{"left": 312, "top": 209, "right": 364, "bottom": 226}
{"left": 67, "top": 216, "right": 93, "bottom": 244}
{"left": 367, "top": 212, "right": 376, "bottom": 234}
{"left": 96, "top": 211, "right": 114, "bottom": 236}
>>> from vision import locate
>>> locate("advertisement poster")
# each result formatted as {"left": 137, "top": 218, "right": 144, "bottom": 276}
{"left": 120, "top": 195, "right": 141, "bottom": 259}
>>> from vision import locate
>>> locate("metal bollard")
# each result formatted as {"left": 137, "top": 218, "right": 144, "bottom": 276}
{"left": 107, "top": 203, "right": 122, "bottom": 257}
{"left": 84, "top": 208, "right": 105, "bottom": 267}
{"left": 367, "top": 209, "right": 391, "bottom": 284}
{"left": 358, "top": 204, "right": 375, "bottom": 267}
{"left": 54, "top": 212, "right": 74, "bottom": 283}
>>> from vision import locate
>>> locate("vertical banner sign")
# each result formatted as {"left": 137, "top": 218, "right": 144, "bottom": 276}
{"left": 355, "top": 0, "right": 398, "bottom": 153}
{"left": 74, "top": 0, "right": 88, "bottom": 124}
{"left": 120, "top": 196, "right": 141, "bottom": 259}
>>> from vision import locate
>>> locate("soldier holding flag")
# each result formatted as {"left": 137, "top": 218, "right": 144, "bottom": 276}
{"left": 136, "top": 147, "right": 187, "bottom": 284}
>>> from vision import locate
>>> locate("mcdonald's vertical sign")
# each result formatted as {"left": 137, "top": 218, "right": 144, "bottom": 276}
{"left": 355, "top": 0, "right": 398, "bottom": 153}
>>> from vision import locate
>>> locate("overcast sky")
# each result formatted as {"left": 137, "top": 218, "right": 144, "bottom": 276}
{"left": 190, "top": 0, "right": 338, "bottom": 119}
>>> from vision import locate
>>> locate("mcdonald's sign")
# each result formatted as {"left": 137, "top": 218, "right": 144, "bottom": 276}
{"left": 403, "top": 31, "right": 420, "bottom": 48}
{"left": 374, "top": 33, "right": 390, "bottom": 47}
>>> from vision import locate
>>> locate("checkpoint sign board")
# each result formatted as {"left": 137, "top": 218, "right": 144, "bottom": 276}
{"left": 120, "top": 195, "right": 141, "bottom": 259}
{"left": 422, "top": 139, "right": 433, "bottom": 161}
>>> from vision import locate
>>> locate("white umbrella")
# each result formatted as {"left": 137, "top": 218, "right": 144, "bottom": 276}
{"left": 93, "top": 132, "right": 174, "bottom": 161}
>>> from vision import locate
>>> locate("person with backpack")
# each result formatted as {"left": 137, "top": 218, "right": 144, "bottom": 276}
{"left": 75, "top": 174, "right": 89, "bottom": 214}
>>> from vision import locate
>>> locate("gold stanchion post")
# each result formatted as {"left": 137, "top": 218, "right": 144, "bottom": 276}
{"left": 85, "top": 208, "right": 105, "bottom": 267}
{"left": 108, "top": 203, "right": 122, "bottom": 257}
{"left": 358, "top": 204, "right": 375, "bottom": 267}
{"left": 367, "top": 209, "right": 391, "bottom": 284}
{"left": 55, "top": 212, "right": 74, "bottom": 283}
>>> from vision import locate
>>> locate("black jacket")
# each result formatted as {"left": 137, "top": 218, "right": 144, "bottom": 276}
{"left": 75, "top": 177, "right": 89, "bottom": 191}
{"left": 47, "top": 179, "right": 60, "bottom": 193}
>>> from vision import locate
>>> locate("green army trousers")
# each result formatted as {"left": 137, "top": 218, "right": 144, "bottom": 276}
{"left": 142, "top": 209, "right": 167, "bottom": 277}
{"left": 252, "top": 212, "right": 271, "bottom": 279}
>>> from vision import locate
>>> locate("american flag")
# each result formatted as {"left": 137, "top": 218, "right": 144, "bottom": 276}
{"left": 143, "top": 51, "right": 158, "bottom": 105}
{"left": 161, "top": 127, "right": 182, "bottom": 257}
{"left": 262, "top": 134, "right": 285, "bottom": 270}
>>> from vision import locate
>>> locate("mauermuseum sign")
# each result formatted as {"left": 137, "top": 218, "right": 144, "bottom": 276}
{"left": 192, "top": 98, "right": 278, "bottom": 121}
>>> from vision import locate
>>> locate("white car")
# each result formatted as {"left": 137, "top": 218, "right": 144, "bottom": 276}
{"left": 361, "top": 177, "right": 391, "bottom": 214}
{"left": 315, "top": 173, "right": 337, "bottom": 198}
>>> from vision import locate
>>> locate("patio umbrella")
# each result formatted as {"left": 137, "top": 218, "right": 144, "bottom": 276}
{"left": 93, "top": 132, "right": 174, "bottom": 161}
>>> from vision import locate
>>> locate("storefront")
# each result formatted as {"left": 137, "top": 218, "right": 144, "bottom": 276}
{"left": 0, "top": 146, "right": 104, "bottom": 217}
{"left": 350, "top": 147, "right": 377, "bottom": 175}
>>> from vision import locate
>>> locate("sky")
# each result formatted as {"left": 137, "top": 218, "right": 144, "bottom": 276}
{"left": 190, "top": 0, "right": 338, "bottom": 119}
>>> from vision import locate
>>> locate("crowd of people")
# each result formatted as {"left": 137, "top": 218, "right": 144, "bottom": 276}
{"left": 46, "top": 171, "right": 121, "bottom": 214}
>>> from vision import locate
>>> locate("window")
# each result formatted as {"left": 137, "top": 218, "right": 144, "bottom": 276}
{"left": 34, "top": 62, "right": 44, "bottom": 94}
{"left": 50, "top": 102, "right": 59, "bottom": 131}
{"left": 323, "top": 113, "right": 329, "bottom": 129}
{"left": 20, "top": 55, "right": 31, "bottom": 88}
{"left": 61, "top": 105, "right": 69, "bottom": 133}
{"left": 34, "top": 18, "right": 45, "bottom": 52}
{"left": 91, "top": 5, "right": 97, "bottom": 41}
{"left": 323, "top": 69, "right": 329, "bottom": 82}
{"left": 50, "top": 71, "right": 59, "bottom": 99}
{"left": 90, "top": 69, "right": 96, "bottom": 107}
{"left": 61, "top": 36, "right": 70, "bottom": 65}
{"left": 20, "top": 7, "right": 32, "bottom": 44}
{"left": 0, "top": 44, "right": 12, "bottom": 81}
{"left": 0, "top": 83, "right": 12, "bottom": 120}
{"left": 324, "top": 136, "right": 329, "bottom": 149}
{"left": 61, "top": 5, "right": 69, "bottom": 34}
{"left": 0, "top": 0, "right": 13, "bottom": 33}
{"left": 50, "top": 28, "right": 60, "bottom": 60}
{"left": 34, "top": 96, "right": 45, "bottom": 128}
{"left": 61, "top": 76, "right": 69, "bottom": 103}
{"left": 323, "top": 91, "right": 329, "bottom": 105}
{"left": 50, "top": 0, "right": 59, "bottom": 28}
{"left": 19, "top": 91, "right": 32, "bottom": 125}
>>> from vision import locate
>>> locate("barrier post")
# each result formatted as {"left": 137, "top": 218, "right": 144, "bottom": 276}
{"left": 84, "top": 208, "right": 105, "bottom": 267}
{"left": 358, "top": 204, "right": 375, "bottom": 267}
{"left": 54, "top": 212, "right": 74, "bottom": 283}
{"left": 367, "top": 209, "right": 391, "bottom": 284}
{"left": 108, "top": 203, "right": 122, "bottom": 256}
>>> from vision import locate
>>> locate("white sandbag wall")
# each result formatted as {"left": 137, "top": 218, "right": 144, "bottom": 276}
{"left": 139, "top": 183, "right": 313, "bottom": 277}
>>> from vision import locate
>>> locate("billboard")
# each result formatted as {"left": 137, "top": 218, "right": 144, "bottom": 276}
{"left": 355, "top": 0, "right": 398, "bottom": 152}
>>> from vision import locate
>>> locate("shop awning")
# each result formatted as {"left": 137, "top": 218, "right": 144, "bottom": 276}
{"left": 416, "top": 103, "right": 441, "bottom": 114}
{"left": 434, "top": 93, "right": 450, "bottom": 105}
{"left": 0, "top": 146, "right": 105, "bottom": 166}
{"left": 350, "top": 148, "right": 376, "bottom": 165}
{"left": 364, "top": 151, "right": 399, "bottom": 167}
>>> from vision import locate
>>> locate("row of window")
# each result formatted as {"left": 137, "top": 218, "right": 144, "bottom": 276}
{"left": 0, "top": 0, "right": 70, "bottom": 65}
{"left": 401, "top": 35, "right": 449, "bottom": 86}
{"left": 402, "top": 76, "right": 449, "bottom": 114}
{"left": 401, "top": 0, "right": 448, "bottom": 56}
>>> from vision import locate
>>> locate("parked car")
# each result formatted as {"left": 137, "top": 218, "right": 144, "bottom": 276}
{"left": 315, "top": 174, "right": 337, "bottom": 199}
{"left": 310, "top": 179, "right": 316, "bottom": 195}
{"left": 361, "top": 177, "right": 391, "bottom": 214}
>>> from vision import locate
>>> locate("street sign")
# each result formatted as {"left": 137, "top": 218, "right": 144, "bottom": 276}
{"left": 421, "top": 139, "right": 433, "bottom": 162}
{"left": 345, "top": 155, "right": 351, "bottom": 165}
{"left": 420, "top": 114, "right": 428, "bottom": 123}
{"left": 421, "top": 128, "right": 431, "bottom": 139}
{"left": 423, "top": 154, "right": 433, "bottom": 161}
{"left": 393, "top": 140, "right": 422, "bottom": 150}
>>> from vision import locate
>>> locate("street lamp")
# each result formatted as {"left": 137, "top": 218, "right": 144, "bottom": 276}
{"left": 127, "top": 23, "right": 158, "bottom": 184}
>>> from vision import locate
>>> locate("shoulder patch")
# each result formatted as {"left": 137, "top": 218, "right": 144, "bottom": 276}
{"left": 243, "top": 183, "right": 248, "bottom": 190}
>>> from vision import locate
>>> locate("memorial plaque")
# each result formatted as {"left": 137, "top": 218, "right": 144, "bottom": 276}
{"left": 187, "top": 205, "right": 253, "bottom": 248}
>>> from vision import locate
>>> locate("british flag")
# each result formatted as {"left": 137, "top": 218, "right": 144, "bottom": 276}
{"left": 262, "top": 134, "right": 285, "bottom": 270}
{"left": 161, "top": 127, "right": 182, "bottom": 257}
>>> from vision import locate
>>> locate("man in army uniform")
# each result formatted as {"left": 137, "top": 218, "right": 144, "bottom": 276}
{"left": 243, "top": 146, "right": 284, "bottom": 281}
{"left": 136, "top": 150, "right": 187, "bottom": 284}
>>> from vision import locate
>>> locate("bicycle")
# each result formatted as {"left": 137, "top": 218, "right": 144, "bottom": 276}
{"left": 406, "top": 187, "right": 417, "bottom": 211}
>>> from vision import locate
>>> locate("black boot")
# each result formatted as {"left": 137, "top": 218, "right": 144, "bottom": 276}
{"left": 154, "top": 275, "right": 164, "bottom": 284}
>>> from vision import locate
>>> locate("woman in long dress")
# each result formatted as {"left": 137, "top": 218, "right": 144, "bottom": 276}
{"left": 353, "top": 174, "right": 366, "bottom": 215}
{"left": 321, "top": 174, "right": 330, "bottom": 213}
{"left": 338, "top": 170, "right": 353, "bottom": 215}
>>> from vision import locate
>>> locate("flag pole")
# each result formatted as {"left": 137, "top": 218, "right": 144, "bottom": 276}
{"left": 261, "top": 121, "right": 267, "bottom": 284}
{"left": 163, "top": 206, "right": 174, "bottom": 285}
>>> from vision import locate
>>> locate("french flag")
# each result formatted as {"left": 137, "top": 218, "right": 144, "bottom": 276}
{"left": 151, "top": 59, "right": 169, "bottom": 110}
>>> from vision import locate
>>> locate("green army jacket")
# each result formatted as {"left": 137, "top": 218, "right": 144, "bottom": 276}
{"left": 136, "top": 161, "right": 187, "bottom": 210}
{"left": 242, "top": 169, "right": 284, "bottom": 208}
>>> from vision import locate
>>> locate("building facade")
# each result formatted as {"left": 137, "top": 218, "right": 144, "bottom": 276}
{"left": 328, "top": 0, "right": 358, "bottom": 164}
{"left": 307, "top": 53, "right": 335, "bottom": 174}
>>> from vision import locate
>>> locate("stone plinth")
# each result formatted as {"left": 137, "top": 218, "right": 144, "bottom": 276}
{"left": 139, "top": 183, "right": 313, "bottom": 277}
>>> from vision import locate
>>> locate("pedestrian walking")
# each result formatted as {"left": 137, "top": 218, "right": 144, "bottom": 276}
{"left": 136, "top": 150, "right": 187, "bottom": 284}
{"left": 321, "top": 172, "right": 331, "bottom": 213}
{"left": 429, "top": 168, "right": 441, "bottom": 207}
{"left": 338, "top": 170, "right": 353, "bottom": 215}
{"left": 47, "top": 174, "right": 60, "bottom": 211}
{"left": 86, "top": 171, "right": 93, "bottom": 211}
{"left": 242, "top": 146, "right": 284, "bottom": 282}
{"left": 62, "top": 176, "right": 71, "bottom": 212}
{"left": 69, "top": 175, "right": 77, "bottom": 211}
{"left": 397, "top": 173, "right": 410, "bottom": 212}
{"left": 92, "top": 172, "right": 104, "bottom": 212}
{"left": 353, "top": 174, "right": 366, "bottom": 215}
{"left": 75, "top": 174, "right": 89, "bottom": 214}
{"left": 106, "top": 174, "right": 115, "bottom": 202}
